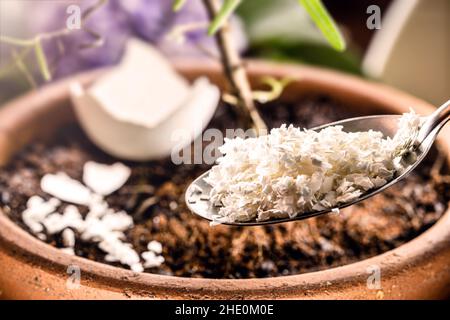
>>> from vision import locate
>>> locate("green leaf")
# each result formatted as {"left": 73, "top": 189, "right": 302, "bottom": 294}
{"left": 208, "top": 0, "right": 242, "bottom": 36}
{"left": 173, "top": 0, "right": 187, "bottom": 12}
{"left": 298, "top": 0, "right": 346, "bottom": 51}
{"left": 34, "top": 39, "right": 52, "bottom": 81}
{"left": 251, "top": 39, "right": 362, "bottom": 75}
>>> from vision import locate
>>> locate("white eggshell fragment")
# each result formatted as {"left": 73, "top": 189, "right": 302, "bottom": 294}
{"left": 42, "top": 205, "right": 85, "bottom": 235}
{"left": 62, "top": 228, "right": 76, "bottom": 248}
{"left": 89, "top": 38, "right": 190, "bottom": 128}
{"left": 147, "top": 240, "right": 163, "bottom": 254}
{"left": 70, "top": 38, "right": 220, "bottom": 161}
{"left": 142, "top": 251, "right": 165, "bottom": 269}
{"left": 41, "top": 173, "right": 92, "bottom": 205}
{"left": 22, "top": 196, "right": 60, "bottom": 234}
{"left": 83, "top": 161, "right": 131, "bottom": 196}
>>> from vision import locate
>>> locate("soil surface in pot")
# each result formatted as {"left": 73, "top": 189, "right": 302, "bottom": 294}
{"left": 1, "top": 96, "right": 449, "bottom": 279}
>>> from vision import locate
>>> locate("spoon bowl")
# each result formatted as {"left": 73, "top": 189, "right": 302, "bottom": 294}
{"left": 186, "top": 100, "right": 450, "bottom": 226}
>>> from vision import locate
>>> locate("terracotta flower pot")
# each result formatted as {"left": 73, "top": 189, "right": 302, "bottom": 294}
{"left": 0, "top": 61, "right": 449, "bottom": 300}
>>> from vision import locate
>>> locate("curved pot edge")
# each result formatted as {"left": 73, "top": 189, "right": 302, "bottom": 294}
{"left": 0, "top": 60, "right": 449, "bottom": 299}
{"left": 1, "top": 206, "right": 449, "bottom": 299}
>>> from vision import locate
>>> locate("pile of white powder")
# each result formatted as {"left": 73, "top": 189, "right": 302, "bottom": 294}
{"left": 205, "top": 111, "right": 422, "bottom": 223}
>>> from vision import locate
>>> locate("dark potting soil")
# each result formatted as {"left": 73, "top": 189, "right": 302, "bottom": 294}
{"left": 1, "top": 96, "right": 449, "bottom": 279}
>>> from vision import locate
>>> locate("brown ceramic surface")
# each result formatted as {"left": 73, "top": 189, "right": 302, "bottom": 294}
{"left": 0, "top": 61, "right": 449, "bottom": 299}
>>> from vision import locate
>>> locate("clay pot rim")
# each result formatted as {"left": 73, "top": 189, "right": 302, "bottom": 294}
{"left": 0, "top": 60, "right": 449, "bottom": 297}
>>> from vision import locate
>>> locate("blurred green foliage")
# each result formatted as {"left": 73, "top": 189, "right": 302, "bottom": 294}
{"left": 237, "top": 0, "right": 362, "bottom": 74}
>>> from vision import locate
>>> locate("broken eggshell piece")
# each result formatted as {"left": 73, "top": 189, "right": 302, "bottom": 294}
{"left": 41, "top": 173, "right": 92, "bottom": 206}
{"left": 23, "top": 161, "right": 165, "bottom": 272}
{"left": 83, "top": 161, "right": 131, "bottom": 196}
{"left": 70, "top": 39, "right": 220, "bottom": 161}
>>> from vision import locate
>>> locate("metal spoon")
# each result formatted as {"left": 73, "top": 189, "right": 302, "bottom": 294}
{"left": 185, "top": 100, "right": 450, "bottom": 226}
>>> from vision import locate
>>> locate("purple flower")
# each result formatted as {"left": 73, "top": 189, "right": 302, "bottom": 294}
{"left": 119, "top": 0, "right": 175, "bottom": 42}
{"left": 30, "top": 0, "right": 247, "bottom": 78}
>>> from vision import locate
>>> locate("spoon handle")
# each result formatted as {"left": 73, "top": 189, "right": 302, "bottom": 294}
{"left": 418, "top": 100, "right": 450, "bottom": 143}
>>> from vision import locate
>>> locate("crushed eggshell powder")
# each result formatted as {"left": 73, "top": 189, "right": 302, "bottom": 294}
{"left": 205, "top": 111, "right": 422, "bottom": 223}
{"left": 22, "top": 161, "right": 164, "bottom": 272}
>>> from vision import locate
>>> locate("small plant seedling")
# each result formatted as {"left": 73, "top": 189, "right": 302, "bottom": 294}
{"left": 195, "top": 0, "right": 346, "bottom": 133}
{"left": 0, "top": 0, "right": 345, "bottom": 133}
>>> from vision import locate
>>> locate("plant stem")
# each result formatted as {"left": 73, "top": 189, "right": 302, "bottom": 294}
{"left": 202, "top": 0, "right": 267, "bottom": 134}
{"left": 0, "top": 0, "right": 107, "bottom": 83}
